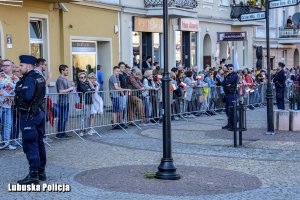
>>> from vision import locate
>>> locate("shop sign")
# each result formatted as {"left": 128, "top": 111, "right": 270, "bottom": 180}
{"left": 133, "top": 17, "right": 163, "bottom": 33}
{"left": 179, "top": 18, "right": 199, "bottom": 32}
{"left": 72, "top": 41, "right": 96, "bottom": 53}
{"left": 217, "top": 32, "right": 247, "bottom": 41}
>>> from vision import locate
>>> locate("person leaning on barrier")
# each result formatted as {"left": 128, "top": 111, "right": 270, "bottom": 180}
{"left": 273, "top": 62, "right": 286, "bottom": 110}
{"left": 127, "top": 67, "right": 146, "bottom": 124}
{"left": 14, "top": 55, "right": 47, "bottom": 185}
{"left": 221, "top": 64, "right": 238, "bottom": 130}
{"left": 0, "top": 59, "right": 19, "bottom": 150}
{"left": 76, "top": 72, "right": 95, "bottom": 136}
{"left": 55, "top": 64, "right": 74, "bottom": 139}
{"left": 109, "top": 66, "right": 130, "bottom": 129}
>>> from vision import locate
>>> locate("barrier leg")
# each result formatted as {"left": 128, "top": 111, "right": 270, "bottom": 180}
{"left": 233, "top": 101, "right": 237, "bottom": 147}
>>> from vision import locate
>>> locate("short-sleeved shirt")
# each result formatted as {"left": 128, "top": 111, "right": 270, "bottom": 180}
{"left": 56, "top": 76, "right": 70, "bottom": 105}
{"left": 0, "top": 72, "right": 19, "bottom": 108}
{"left": 109, "top": 74, "right": 121, "bottom": 97}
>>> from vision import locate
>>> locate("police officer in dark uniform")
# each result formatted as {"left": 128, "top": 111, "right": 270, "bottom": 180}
{"left": 221, "top": 64, "right": 238, "bottom": 130}
{"left": 15, "top": 55, "right": 47, "bottom": 185}
{"left": 273, "top": 62, "right": 286, "bottom": 110}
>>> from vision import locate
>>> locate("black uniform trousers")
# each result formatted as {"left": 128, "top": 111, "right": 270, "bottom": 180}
{"left": 20, "top": 111, "right": 46, "bottom": 171}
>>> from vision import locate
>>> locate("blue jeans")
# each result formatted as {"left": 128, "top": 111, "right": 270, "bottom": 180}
{"left": 0, "top": 107, "right": 12, "bottom": 143}
{"left": 57, "top": 104, "right": 69, "bottom": 136}
{"left": 143, "top": 96, "right": 152, "bottom": 118}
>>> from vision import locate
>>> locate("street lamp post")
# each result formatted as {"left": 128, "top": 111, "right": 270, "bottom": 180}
{"left": 265, "top": 1, "right": 275, "bottom": 135}
{"left": 155, "top": 0, "right": 180, "bottom": 180}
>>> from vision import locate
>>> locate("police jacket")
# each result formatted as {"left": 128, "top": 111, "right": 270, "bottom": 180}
{"left": 221, "top": 72, "right": 238, "bottom": 94}
{"left": 15, "top": 70, "right": 46, "bottom": 115}
{"left": 273, "top": 69, "right": 286, "bottom": 89}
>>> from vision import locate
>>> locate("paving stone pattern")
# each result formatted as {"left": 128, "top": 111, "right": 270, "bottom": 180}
{"left": 0, "top": 107, "right": 300, "bottom": 199}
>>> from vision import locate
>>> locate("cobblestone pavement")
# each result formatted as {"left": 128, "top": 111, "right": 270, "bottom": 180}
{"left": 1, "top": 107, "right": 300, "bottom": 199}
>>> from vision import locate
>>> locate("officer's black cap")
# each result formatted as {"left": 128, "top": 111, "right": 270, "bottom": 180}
{"left": 278, "top": 62, "right": 285, "bottom": 68}
{"left": 227, "top": 64, "right": 234, "bottom": 68}
{"left": 19, "top": 55, "right": 37, "bottom": 65}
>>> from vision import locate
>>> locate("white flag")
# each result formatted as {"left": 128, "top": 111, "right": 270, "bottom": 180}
{"left": 234, "top": 50, "right": 239, "bottom": 70}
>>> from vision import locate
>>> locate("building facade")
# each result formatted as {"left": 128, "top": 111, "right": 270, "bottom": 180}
{"left": 120, "top": 0, "right": 257, "bottom": 70}
{"left": 0, "top": 0, "right": 120, "bottom": 90}
{"left": 252, "top": 5, "right": 300, "bottom": 69}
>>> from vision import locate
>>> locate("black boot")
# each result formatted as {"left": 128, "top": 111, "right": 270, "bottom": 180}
{"left": 38, "top": 167, "right": 47, "bottom": 181}
{"left": 17, "top": 171, "right": 39, "bottom": 185}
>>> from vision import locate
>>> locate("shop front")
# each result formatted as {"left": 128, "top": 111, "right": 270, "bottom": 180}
{"left": 175, "top": 18, "right": 199, "bottom": 68}
{"left": 132, "top": 17, "right": 163, "bottom": 68}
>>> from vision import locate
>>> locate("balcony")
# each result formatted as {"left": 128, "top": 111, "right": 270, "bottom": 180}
{"left": 144, "top": 0, "right": 198, "bottom": 9}
{"left": 144, "top": 0, "right": 198, "bottom": 17}
{"left": 230, "top": 3, "right": 263, "bottom": 19}
{"left": 278, "top": 26, "right": 300, "bottom": 44}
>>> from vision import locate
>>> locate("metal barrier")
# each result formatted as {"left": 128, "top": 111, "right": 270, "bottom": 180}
{"left": 1, "top": 82, "right": 297, "bottom": 147}
{"left": 290, "top": 81, "right": 300, "bottom": 110}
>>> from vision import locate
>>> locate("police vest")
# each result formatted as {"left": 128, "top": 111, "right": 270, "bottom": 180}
{"left": 223, "top": 73, "right": 238, "bottom": 94}
{"left": 16, "top": 71, "right": 46, "bottom": 114}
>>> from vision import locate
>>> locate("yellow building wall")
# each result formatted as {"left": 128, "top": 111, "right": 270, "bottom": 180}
{"left": 0, "top": 1, "right": 119, "bottom": 81}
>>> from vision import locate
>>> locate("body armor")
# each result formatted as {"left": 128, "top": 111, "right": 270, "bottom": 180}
{"left": 223, "top": 72, "right": 238, "bottom": 94}
{"left": 15, "top": 71, "right": 46, "bottom": 115}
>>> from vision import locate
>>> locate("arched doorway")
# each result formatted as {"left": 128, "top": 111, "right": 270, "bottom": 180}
{"left": 294, "top": 49, "right": 299, "bottom": 67}
{"left": 203, "top": 34, "right": 212, "bottom": 67}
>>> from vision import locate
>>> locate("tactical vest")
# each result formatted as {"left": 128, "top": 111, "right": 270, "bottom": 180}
{"left": 16, "top": 71, "right": 46, "bottom": 115}
{"left": 223, "top": 73, "right": 238, "bottom": 94}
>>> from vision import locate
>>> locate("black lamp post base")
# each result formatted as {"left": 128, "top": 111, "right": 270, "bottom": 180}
{"left": 155, "top": 158, "right": 181, "bottom": 180}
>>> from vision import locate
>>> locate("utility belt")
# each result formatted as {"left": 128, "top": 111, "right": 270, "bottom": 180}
{"left": 224, "top": 85, "right": 237, "bottom": 94}
{"left": 17, "top": 99, "right": 45, "bottom": 115}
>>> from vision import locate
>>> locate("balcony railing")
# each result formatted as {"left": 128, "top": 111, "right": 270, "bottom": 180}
{"left": 279, "top": 27, "right": 300, "bottom": 38}
{"left": 144, "top": 0, "right": 198, "bottom": 9}
{"left": 230, "top": 3, "right": 263, "bottom": 19}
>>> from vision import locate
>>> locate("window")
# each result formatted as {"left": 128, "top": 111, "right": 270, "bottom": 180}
{"left": 176, "top": 31, "right": 182, "bottom": 66}
{"left": 72, "top": 41, "right": 97, "bottom": 82}
{"left": 219, "top": 0, "right": 229, "bottom": 6}
{"left": 282, "top": 10, "right": 286, "bottom": 27}
{"left": 191, "top": 32, "right": 197, "bottom": 66}
{"left": 153, "top": 33, "right": 161, "bottom": 64}
{"left": 29, "top": 18, "right": 47, "bottom": 59}
{"left": 269, "top": 10, "right": 276, "bottom": 27}
{"left": 132, "top": 32, "right": 140, "bottom": 67}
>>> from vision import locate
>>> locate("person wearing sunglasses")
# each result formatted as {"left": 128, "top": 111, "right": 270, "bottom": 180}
{"left": 221, "top": 64, "right": 238, "bottom": 130}
{"left": 76, "top": 72, "right": 95, "bottom": 136}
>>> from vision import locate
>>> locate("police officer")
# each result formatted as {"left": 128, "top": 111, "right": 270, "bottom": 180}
{"left": 15, "top": 55, "right": 47, "bottom": 185}
{"left": 273, "top": 62, "right": 286, "bottom": 110}
{"left": 221, "top": 64, "right": 238, "bottom": 130}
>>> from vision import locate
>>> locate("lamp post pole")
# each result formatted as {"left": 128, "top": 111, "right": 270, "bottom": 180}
{"left": 265, "top": 0, "right": 274, "bottom": 135}
{"left": 155, "top": 0, "right": 180, "bottom": 180}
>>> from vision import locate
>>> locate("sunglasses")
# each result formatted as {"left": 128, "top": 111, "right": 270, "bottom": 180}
{"left": 79, "top": 76, "right": 86, "bottom": 79}
{"left": 229, "top": 68, "right": 233, "bottom": 71}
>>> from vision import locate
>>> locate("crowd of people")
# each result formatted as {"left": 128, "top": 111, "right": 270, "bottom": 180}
{"left": 1, "top": 56, "right": 300, "bottom": 149}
